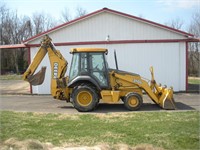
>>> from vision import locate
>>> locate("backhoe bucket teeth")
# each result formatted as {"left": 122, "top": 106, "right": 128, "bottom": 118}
{"left": 27, "top": 67, "right": 46, "bottom": 86}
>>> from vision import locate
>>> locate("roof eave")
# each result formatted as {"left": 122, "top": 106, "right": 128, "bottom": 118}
{"left": 104, "top": 8, "right": 194, "bottom": 37}
{"left": 0, "top": 44, "right": 27, "bottom": 49}
{"left": 186, "top": 37, "right": 200, "bottom": 42}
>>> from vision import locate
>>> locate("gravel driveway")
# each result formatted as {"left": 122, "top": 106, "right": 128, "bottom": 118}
{"left": 0, "top": 80, "right": 29, "bottom": 94}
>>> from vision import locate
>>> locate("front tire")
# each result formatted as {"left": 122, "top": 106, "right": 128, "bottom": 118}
{"left": 124, "top": 93, "right": 143, "bottom": 111}
{"left": 72, "top": 85, "right": 99, "bottom": 112}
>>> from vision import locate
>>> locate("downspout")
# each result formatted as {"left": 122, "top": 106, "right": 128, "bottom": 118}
{"left": 28, "top": 47, "right": 32, "bottom": 94}
{"left": 186, "top": 42, "right": 189, "bottom": 91}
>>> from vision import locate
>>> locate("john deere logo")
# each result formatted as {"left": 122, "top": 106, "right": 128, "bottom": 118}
{"left": 53, "top": 62, "right": 58, "bottom": 78}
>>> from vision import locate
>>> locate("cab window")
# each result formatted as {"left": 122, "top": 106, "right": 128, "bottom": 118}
{"left": 69, "top": 53, "right": 79, "bottom": 81}
{"left": 90, "top": 53, "right": 108, "bottom": 87}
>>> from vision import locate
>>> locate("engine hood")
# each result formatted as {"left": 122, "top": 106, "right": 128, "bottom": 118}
{"left": 109, "top": 68, "right": 140, "bottom": 77}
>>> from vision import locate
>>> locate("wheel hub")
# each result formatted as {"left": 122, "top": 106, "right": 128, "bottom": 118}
{"left": 77, "top": 91, "right": 92, "bottom": 106}
{"left": 128, "top": 97, "right": 139, "bottom": 107}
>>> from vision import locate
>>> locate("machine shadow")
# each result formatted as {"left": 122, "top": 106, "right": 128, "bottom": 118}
{"left": 58, "top": 106, "right": 74, "bottom": 110}
{"left": 58, "top": 102, "right": 195, "bottom": 113}
{"left": 175, "top": 102, "right": 195, "bottom": 110}
{"left": 92, "top": 102, "right": 195, "bottom": 113}
{"left": 92, "top": 103, "right": 161, "bottom": 113}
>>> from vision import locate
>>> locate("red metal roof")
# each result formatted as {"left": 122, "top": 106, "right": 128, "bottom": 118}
{"left": 23, "top": 8, "right": 194, "bottom": 43}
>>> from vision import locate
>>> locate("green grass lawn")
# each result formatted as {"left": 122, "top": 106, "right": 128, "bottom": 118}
{"left": 0, "top": 111, "right": 199, "bottom": 150}
{"left": 188, "top": 77, "right": 200, "bottom": 84}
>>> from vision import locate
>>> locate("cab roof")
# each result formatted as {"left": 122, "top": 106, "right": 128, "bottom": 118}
{"left": 70, "top": 48, "right": 108, "bottom": 53}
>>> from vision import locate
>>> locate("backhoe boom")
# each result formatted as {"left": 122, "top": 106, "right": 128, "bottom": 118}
{"left": 23, "top": 35, "right": 69, "bottom": 100}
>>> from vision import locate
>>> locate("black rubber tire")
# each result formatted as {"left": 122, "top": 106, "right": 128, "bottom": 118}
{"left": 123, "top": 93, "right": 143, "bottom": 111}
{"left": 72, "top": 85, "right": 99, "bottom": 112}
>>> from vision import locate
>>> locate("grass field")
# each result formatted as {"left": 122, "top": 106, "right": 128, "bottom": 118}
{"left": 0, "top": 111, "right": 199, "bottom": 150}
{"left": 188, "top": 77, "right": 200, "bottom": 84}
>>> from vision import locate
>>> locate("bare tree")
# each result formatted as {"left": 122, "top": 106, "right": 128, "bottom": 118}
{"left": 1, "top": 4, "right": 32, "bottom": 74}
{"left": 0, "top": 4, "right": 57, "bottom": 74}
{"left": 188, "top": 11, "right": 200, "bottom": 76}
{"left": 0, "top": 4, "right": 8, "bottom": 45}
{"left": 165, "top": 17, "right": 184, "bottom": 30}
{"left": 0, "top": 4, "right": 12, "bottom": 74}
{"left": 75, "top": 6, "right": 87, "bottom": 18}
{"left": 61, "top": 7, "right": 72, "bottom": 23}
{"left": 3, "top": 11, "right": 31, "bottom": 73}
{"left": 32, "top": 12, "right": 56, "bottom": 35}
{"left": 59, "top": 6, "right": 87, "bottom": 23}
{"left": 189, "top": 11, "right": 200, "bottom": 39}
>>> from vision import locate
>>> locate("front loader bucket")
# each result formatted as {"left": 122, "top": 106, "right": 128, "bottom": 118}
{"left": 158, "top": 88, "right": 176, "bottom": 110}
{"left": 27, "top": 67, "right": 46, "bottom": 86}
{"left": 163, "top": 98, "right": 176, "bottom": 110}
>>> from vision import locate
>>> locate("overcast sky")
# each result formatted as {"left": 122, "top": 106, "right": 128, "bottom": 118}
{"left": 2, "top": 0, "right": 200, "bottom": 31}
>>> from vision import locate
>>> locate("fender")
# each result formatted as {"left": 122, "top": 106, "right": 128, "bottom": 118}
{"left": 68, "top": 75, "right": 101, "bottom": 91}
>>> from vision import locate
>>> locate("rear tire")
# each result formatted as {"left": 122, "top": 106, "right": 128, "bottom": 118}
{"left": 124, "top": 93, "right": 143, "bottom": 111}
{"left": 72, "top": 85, "right": 99, "bottom": 112}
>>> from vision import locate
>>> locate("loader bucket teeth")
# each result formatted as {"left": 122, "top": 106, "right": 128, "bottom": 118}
{"left": 27, "top": 67, "right": 46, "bottom": 85}
{"left": 158, "top": 88, "right": 176, "bottom": 110}
{"left": 163, "top": 98, "right": 176, "bottom": 110}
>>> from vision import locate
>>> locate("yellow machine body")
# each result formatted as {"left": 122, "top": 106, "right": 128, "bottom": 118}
{"left": 23, "top": 35, "right": 176, "bottom": 112}
{"left": 100, "top": 69, "right": 175, "bottom": 109}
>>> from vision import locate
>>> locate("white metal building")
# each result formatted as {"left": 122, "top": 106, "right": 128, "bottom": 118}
{"left": 23, "top": 8, "right": 196, "bottom": 94}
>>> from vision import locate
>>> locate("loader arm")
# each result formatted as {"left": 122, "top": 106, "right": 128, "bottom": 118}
{"left": 23, "top": 35, "right": 70, "bottom": 100}
{"left": 112, "top": 69, "right": 176, "bottom": 110}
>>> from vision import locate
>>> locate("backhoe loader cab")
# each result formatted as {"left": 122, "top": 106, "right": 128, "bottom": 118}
{"left": 23, "top": 35, "right": 176, "bottom": 112}
{"left": 68, "top": 48, "right": 109, "bottom": 89}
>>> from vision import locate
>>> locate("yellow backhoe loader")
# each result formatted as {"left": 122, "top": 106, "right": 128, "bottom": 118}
{"left": 23, "top": 35, "right": 176, "bottom": 112}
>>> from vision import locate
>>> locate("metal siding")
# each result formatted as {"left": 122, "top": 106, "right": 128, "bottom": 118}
{"left": 106, "top": 43, "right": 180, "bottom": 91}
{"left": 29, "top": 12, "right": 186, "bottom": 45}
{"left": 30, "top": 42, "right": 184, "bottom": 94}
{"left": 179, "top": 42, "right": 186, "bottom": 91}
{"left": 31, "top": 47, "right": 50, "bottom": 94}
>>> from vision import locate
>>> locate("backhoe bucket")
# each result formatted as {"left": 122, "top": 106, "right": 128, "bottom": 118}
{"left": 27, "top": 67, "right": 46, "bottom": 86}
{"left": 158, "top": 88, "right": 176, "bottom": 110}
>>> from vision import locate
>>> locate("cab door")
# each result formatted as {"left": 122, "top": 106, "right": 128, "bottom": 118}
{"left": 89, "top": 52, "right": 109, "bottom": 89}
